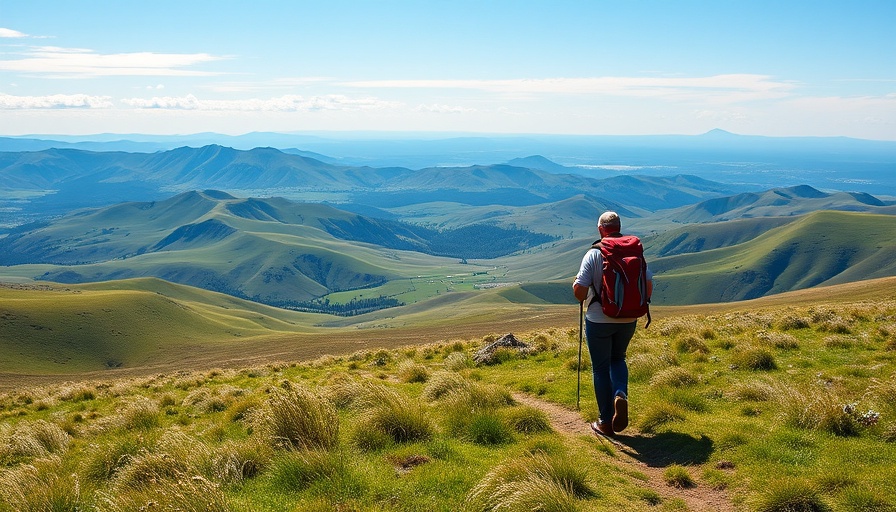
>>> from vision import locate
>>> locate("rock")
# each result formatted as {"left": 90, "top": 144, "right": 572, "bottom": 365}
{"left": 473, "top": 333, "right": 531, "bottom": 365}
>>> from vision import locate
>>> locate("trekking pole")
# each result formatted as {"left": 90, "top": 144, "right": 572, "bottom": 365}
{"left": 576, "top": 300, "right": 583, "bottom": 410}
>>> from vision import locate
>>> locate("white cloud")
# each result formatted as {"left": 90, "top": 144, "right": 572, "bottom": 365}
{"left": 121, "top": 94, "right": 400, "bottom": 112}
{"left": 0, "top": 28, "right": 28, "bottom": 38}
{"left": 0, "top": 46, "right": 227, "bottom": 77}
{"left": 0, "top": 92, "right": 113, "bottom": 109}
{"left": 342, "top": 74, "right": 798, "bottom": 103}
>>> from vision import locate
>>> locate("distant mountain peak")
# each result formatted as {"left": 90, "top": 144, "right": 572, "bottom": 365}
{"left": 701, "top": 128, "right": 738, "bottom": 137}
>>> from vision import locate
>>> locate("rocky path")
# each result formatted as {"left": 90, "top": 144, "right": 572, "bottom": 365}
{"left": 513, "top": 393, "right": 739, "bottom": 511}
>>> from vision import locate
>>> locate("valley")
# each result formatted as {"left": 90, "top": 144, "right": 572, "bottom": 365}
{"left": 1, "top": 132, "right": 895, "bottom": 380}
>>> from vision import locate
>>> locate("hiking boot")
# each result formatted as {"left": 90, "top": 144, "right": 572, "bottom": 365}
{"left": 612, "top": 395, "right": 629, "bottom": 433}
{"left": 590, "top": 421, "right": 614, "bottom": 437}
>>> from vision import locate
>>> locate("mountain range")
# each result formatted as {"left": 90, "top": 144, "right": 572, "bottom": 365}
{"left": 1, "top": 135, "right": 895, "bottom": 315}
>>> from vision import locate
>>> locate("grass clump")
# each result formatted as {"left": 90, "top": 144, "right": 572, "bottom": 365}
{"left": 0, "top": 419, "right": 70, "bottom": 464}
{"left": 638, "top": 403, "right": 686, "bottom": 433}
{"left": 397, "top": 358, "right": 430, "bottom": 383}
{"left": 338, "top": 379, "right": 434, "bottom": 449}
{"left": 731, "top": 346, "right": 778, "bottom": 371}
{"left": 256, "top": 383, "right": 339, "bottom": 450}
{"left": 0, "top": 456, "right": 86, "bottom": 512}
{"left": 752, "top": 479, "right": 831, "bottom": 512}
{"left": 663, "top": 464, "right": 695, "bottom": 488}
{"left": 466, "top": 452, "right": 594, "bottom": 511}
{"left": 503, "top": 405, "right": 553, "bottom": 434}
{"left": 778, "top": 386, "right": 862, "bottom": 437}
{"left": 649, "top": 366, "right": 699, "bottom": 388}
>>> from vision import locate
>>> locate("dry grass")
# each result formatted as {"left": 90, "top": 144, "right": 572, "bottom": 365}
{"left": 255, "top": 383, "right": 339, "bottom": 451}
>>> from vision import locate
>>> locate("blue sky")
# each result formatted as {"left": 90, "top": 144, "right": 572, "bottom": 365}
{"left": 1, "top": 0, "right": 894, "bottom": 139}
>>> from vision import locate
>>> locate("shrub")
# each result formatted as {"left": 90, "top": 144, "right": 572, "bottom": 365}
{"left": 257, "top": 385, "right": 339, "bottom": 450}
{"left": 466, "top": 452, "right": 593, "bottom": 511}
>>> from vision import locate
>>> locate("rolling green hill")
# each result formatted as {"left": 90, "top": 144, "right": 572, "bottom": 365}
{"left": 0, "top": 190, "right": 560, "bottom": 309}
{"left": 659, "top": 184, "right": 889, "bottom": 224}
{"left": 0, "top": 278, "right": 317, "bottom": 374}
{"left": 649, "top": 210, "right": 896, "bottom": 304}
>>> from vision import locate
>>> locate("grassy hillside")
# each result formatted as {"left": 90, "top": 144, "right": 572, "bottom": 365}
{"left": 661, "top": 185, "right": 887, "bottom": 224}
{"left": 0, "top": 190, "right": 556, "bottom": 308}
{"left": 1, "top": 277, "right": 895, "bottom": 511}
{"left": 650, "top": 210, "right": 896, "bottom": 304}
{"left": 0, "top": 279, "right": 320, "bottom": 374}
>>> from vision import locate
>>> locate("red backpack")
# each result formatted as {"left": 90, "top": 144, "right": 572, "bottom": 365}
{"left": 593, "top": 235, "right": 651, "bottom": 327}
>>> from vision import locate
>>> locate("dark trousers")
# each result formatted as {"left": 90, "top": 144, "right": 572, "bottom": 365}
{"left": 585, "top": 319, "right": 636, "bottom": 423}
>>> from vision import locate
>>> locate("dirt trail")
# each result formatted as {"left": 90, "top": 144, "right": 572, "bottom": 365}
{"left": 513, "top": 393, "right": 740, "bottom": 512}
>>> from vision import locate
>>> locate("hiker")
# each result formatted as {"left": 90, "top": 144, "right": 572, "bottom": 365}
{"left": 573, "top": 211, "right": 653, "bottom": 437}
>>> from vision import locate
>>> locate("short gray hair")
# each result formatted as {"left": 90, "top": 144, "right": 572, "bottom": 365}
{"left": 598, "top": 211, "right": 621, "bottom": 229}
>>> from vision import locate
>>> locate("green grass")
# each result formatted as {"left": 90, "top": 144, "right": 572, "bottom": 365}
{"left": 2, "top": 280, "right": 896, "bottom": 510}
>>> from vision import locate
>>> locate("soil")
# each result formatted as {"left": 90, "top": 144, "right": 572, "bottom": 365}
{"left": 513, "top": 393, "right": 740, "bottom": 511}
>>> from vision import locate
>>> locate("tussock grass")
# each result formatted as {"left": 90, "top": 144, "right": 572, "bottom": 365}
{"left": 649, "top": 366, "right": 699, "bottom": 388}
{"left": 397, "top": 358, "right": 430, "bottom": 383}
{"left": 503, "top": 405, "right": 553, "bottom": 434}
{"left": 443, "top": 351, "right": 474, "bottom": 371}
{"left": 0, "top": 419, "right": 70, "bottom": 463}
{"left": 0, "top": 456, "right": 86, "bottom": 512}
{"left": 97, "top": 474, "right": 230, "bottom": 512}
{"left": 637, "top": 403, "right": 686, "bottom": 433}
{"left": 628, "top": 352, "right": 678, "bottom": 383}
{"left": 663, "top": 464, "right": 695, "bottom": 488}
{"left": 672, "top": 335, "right": 710, "bottom": 354}
{"left": 777, "top": 386, "right": 859, "bottom": 436}
{"left": 466, "top": 452, "right": 594, "bottom": 512}
{"left": 255, "top": 384, "right": 339, "bottom": 450}
{"left": 421, "top": 371, "right": 472, "bottom": 401}
{"left": 730, "top": 346, "right": 778, "bottom": 371}
{"left": 752, "top": 479, "right": 831, "bottom": 512}
{"left": 730, "top": 378, "right": 776, "bottom": 402}
{"left": 2, "top": 286, "right": 896, "bottom": 511}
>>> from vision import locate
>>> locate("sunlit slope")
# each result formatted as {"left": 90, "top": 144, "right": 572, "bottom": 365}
{"left": 662, "top": 184, "right": 887, "bottom": 223}
{"left": 0, "top": 278, "right": 318, "bottom": 374}
{"left": 650, "top": 210, "right": 896, "bottom": 304}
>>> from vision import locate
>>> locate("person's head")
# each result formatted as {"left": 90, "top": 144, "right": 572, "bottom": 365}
{"left": 598, "top": 211, "right": 621, "bottom": 237}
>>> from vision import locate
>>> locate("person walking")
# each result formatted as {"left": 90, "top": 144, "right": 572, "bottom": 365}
{"left": 573, "top": 211, "right": 653, "bottom": 437}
